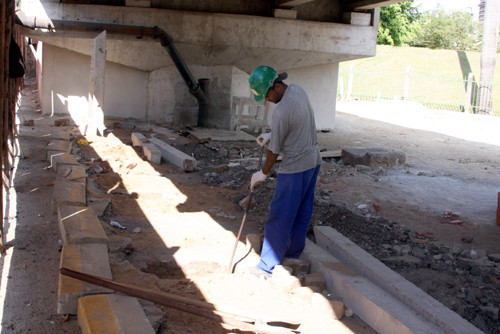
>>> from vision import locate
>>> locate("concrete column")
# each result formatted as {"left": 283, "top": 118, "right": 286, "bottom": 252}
{"left": 87, "top": 30, "right": 106, "bottom": 136}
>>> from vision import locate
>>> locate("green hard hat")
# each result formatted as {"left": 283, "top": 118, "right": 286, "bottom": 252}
{"left": 249, "top": 65, "right": 278, "bottom": 102}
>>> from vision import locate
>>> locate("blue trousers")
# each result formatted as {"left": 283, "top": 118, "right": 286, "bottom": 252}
{"left": 257, "top": 164, "right": 320, "bottom": 273}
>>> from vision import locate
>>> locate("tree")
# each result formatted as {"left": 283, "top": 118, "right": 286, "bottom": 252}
{"left": 478, "top": 0, "right": 500, "bottom": 115}
{"left": 378, "top": 1, "right": 420, "bottom": 46}
{"left": 408, "top": 10, "right": 481, "bottom": 51}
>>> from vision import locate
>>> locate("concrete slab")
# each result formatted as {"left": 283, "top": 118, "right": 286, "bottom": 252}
{"left": 313, "top": 226, "right": 484, "bottom": 334}
{"left": 52, "top": 130, "right": 71, "bottom": 141}
{"left": 52, "top": 180, "right": 86, "bottom": 213}
{"left": 58, "top": 243, "right": 112, "bottom": 314}
{"left": 56, "top": 164, "right": 87, "bottom": 183}
{"left": 341, "top": 148, "right": 406, "bottom": 168}
{"left": 149, "top": 137, "right": 197, "bottom": 172}
{"left": 58, "top": 205, "right": 108, "bottom": 245}
{"left": 47, "top": 139, "right": 72, "bottom": 154}
{"left": 49, "top": 152, "right": 80, "bottom": 172}
{"left": 78, "top": 294, "right": 155, "bottom": 334}
{"left": 300, "top": 239, "right": 448, "bottom": 334}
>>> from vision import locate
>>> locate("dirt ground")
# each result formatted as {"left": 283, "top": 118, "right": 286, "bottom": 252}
{"left": 1, "top": 78, "right": 500, "bottom": 334}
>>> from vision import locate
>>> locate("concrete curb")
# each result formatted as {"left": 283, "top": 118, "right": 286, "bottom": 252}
{"left": 312, "top": 226, "right": 484, "bottom": 334}
{"left": 301, "top": 238, "right": 446, "bottom": 334}
{"left": 78, "top": 294, "right": 155, "bottom": 334}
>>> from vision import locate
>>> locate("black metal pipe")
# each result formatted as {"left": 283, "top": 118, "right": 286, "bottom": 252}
{"left": 153, "top": 27, "right": 208, "bottom": 120}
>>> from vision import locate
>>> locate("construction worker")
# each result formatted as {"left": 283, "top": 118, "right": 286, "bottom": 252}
{"left": 249, "top": 65, "right": 321, "bottom": 275}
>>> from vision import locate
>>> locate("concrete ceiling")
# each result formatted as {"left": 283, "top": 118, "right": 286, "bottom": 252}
{"left": 18, "top": 0, "right": 404, "bottom": 72}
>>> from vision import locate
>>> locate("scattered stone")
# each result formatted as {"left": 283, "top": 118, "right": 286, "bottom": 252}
{"left": 55, "top": 119, "right": 70, "bottom": 126}
{"left": 212, "top": 164, "right": 229, "bottom": 173}
{"left": 281, "top": 258, "right": 310, "bottom": 276}
{"left": 23, "top": 119, "right": 34, "bottom": 126}
{"left": 462, "top": 235, "right": 474, "bottom": 243}
{"left": 303, "top": 272, "right": 326, "bottom": 291}
{"left": 487, "top": 254, "right": 500, "bottom": 263}
{"left": 238, "top": 195, "right": 256, "bottom": 210}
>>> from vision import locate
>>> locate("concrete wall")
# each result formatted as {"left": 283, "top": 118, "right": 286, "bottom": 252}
{"left": 147, "top": 64, "right": 251, "bottom": 128}
{"left": 286, "top": 63, "right": 338, "bottom": 131}
{"left": 39, "top": 43, "right": 147, "bottom": 125}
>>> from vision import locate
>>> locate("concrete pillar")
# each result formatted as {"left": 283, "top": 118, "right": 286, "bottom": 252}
{"left": 87, "top": 30, "right": 106, "bottom": 136}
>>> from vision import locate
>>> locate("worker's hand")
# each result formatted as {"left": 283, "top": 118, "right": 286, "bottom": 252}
{"left": 256, "top": 132, "right": 271, "bottom": 148}
{"left": 250, "top": 170, "right": 268, "bottom": 190}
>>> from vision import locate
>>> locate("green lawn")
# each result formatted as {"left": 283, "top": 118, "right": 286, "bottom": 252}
{"left": 338, "top": 45, "right": 500, "bottom": 116}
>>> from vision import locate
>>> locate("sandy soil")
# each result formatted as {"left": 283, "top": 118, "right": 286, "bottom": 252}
{"left": 1, "top": 79, "right": 500, "bottom": 334}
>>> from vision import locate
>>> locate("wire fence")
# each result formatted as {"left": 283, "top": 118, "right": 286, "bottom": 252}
{"left": 337, "top": 67, "right": 499, "bottom": 116}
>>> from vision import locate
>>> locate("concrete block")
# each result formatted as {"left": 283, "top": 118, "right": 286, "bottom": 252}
{"left": 341, "top": 148, "right": 406, "bottom": 168}
{"left": 313, "top": 226, "right": 484, "bottom": 334}
{"left": 49, "top": 152, "right": 80, "bottom": 172}
{"left": 131, "top": 132, "right": 147, "bottom": 146}
{"left": 52, "top": 180, "right": 86, "bottom": 213}
{"left": 52, "top": 130, "right": 71, "bottom": 141}
{"left": 56, "top": 165, "right": 87, "bottom": 183}
{"left": 58, "top": 243, "right": 112, "bottom": 314}
{"left": 303, "top": 271, "right": 326, "bottom": 291}
{"left": 149, "top": 137, "right": 197, "bottom": 172}
{"left": 282, "top": 257, "right": 310, "bottom": 275}
{"left": 78, "top": 294, "right": 155, "bottom": 334}
{"left": 47, "top": 140, "right": 72, "bottom": 155}
{"left": 142, "top": 143, "right": 161, "bottom": 164}
{"left": 343, "top": 12, "right": 372, "bottom": 26}
{"left": 58, "top": 205, "right": 108, "bottom": 245}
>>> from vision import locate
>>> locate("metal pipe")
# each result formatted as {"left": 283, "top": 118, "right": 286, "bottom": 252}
{"left": 153, "top": 26, "right": 208, "bottom": 127}
{"left": 60, "top": 267, "right": 299, "bottom": 334}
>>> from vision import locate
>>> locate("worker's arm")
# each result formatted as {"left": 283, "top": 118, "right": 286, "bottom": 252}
{"left": 250, "top": 149, "right": 278, "bottom": 190}
{"left": 262, "top": 149, "right": 278, "bottom": 176}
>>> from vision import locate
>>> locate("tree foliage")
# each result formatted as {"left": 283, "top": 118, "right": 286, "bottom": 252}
{"left": 377, "top": 1, "right": 482, "bottom": 51}
{"left": 408, "top": 10, "right": 481, "bottom": 51}
{"left": 377, "top": 1, "right": 420, "bottom": 46}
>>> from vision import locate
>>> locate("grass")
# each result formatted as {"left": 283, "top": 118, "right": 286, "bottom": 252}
{"left": 338, "top": 45, "right": 500, "bottom": 116}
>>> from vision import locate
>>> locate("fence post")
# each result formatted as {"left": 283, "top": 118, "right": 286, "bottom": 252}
{"left": 465, "top": 72, "right": 474, "bottom": 113}
{"left": 404, "top": 66, "right": 411, "bottom": 101}
{"left": 347, "top": 63, "right": 354, "bottom": 100}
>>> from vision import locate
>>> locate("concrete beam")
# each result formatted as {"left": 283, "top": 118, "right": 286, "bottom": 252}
{"left": 300, "top": 239, "right": 447, "bottom": 334}
{"left": 313, "top": 226, "right": 484, "bottom": 334}
{"left": 149, "top": 137, "right": 197, "bottom": 172}
{"left": 22, "top": 3, "right": 378, "bottom": 72}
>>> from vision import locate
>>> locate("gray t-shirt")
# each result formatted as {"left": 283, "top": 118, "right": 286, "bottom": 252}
{"left": 268, "top": 83, "right": 321, "bottom": 174}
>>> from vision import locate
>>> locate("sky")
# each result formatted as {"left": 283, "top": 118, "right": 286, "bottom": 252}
{"left": 413, "top": 0, "right": 480, "bottom": 17}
